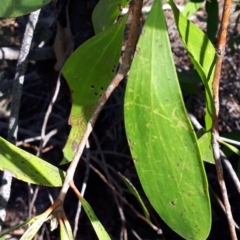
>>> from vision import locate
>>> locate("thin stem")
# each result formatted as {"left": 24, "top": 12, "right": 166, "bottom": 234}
{"left": 211, "top": 0, "right": 236, "bottom": 238}
{"left": 0, "top": 9, "right": 41, "bottom": 231}
{"left": 73, "top": 140, "right": 91, "bottom": 238}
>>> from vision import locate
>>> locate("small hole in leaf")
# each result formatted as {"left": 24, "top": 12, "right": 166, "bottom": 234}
{"left": 100, "top": 87, "right": 104, "bottom": 91}
{"left": 170, "top": 201, "right": 175, "bottom": 206}
{"left": 94, "top": 92, "right": 98, "bottom": 96}
{"left": 90, "top": 85, "right": 94, "bottom": 89}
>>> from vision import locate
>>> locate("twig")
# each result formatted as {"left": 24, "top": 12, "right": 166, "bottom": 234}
{"left": 0, "top": 46, "right": 55, "bottom": 61}
{"left": 36, "top": 76, "right": 61, "bottom": 156}
{"left": 73, "top": 140, "right": 91, "bottom": 238}
{"left": 92, "top": 131, "right": 127, "bottom": 239}
{"left": 188, "top": 113, "right": 240, "bottom": 196}
{"left": 211, "top": 0, "right": 236, "bottom": 238}
{"left": 57, "top": 0, "right": 143, "bottom": 202}
{"left": 0, "top": 72, "right": 40, "bottom": 92}
{"left": 219, "top": 137, "right": 240, "bottom": 146}
{"left": 209, "top": 186, "right": 240, "bottom": 230}
{"left": 0, "top": 9, "right": 41, "bottom": 231}
{"left": 84, "top": 159, "right": 162, "bottom": 234}
{"left": 220, "top": 151, "right": 240, "bottom": 195}
{"left": 188, "top": 113, "right": 204, "bottom": 131}
{"left": 37, "top": 0, "right": 74, "bottom": 156}
{"left": 29, "top": 186, "right": 40, "bottom": 218}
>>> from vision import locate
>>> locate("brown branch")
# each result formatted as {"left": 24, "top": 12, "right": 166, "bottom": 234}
{"left": 76, "top": 160, "right": 162, "bottom": 234}
{"left": 57, "top": 0, "right": 143, "bottom": 202}
{"left": 211, "top": 0, "right": 236, "bottom": 239}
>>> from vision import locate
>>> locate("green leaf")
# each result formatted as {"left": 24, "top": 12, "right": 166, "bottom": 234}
{"left": 219, "top": 139, "right": 240, "bottom": 156}
{"left": 63, "top": 217, "right": 74, "bottom": 240}
{"left": 20, "top": 212, "right": 49, "bottom": 240}
{"left": 167, "top": 0, "right": 216, "bottom": 131}
{"left": 59, "top": 220, "right": 70, "bottom": 240}
{"left": 124, "top": 0, "right": 211, "bottom": 239}
{"left": 0, "top": 0, "right": 51, "bottom": 18}
{"left": 220, "top": 132, "right": 240, "bottom": 157}
{"left": 119, "top": 173, "right": 150, "bottom": 220}
{"left": 198, "top": 133, "right": 215, "bottom": 164}
{"left": 0, "top": 217, "right": 34, "bottom": 238}
{"left": 92, "top": 0, "right": 129, "bottom": 34}
{"left": 61, "top": 15, "right": 127, "bottom": 165}
{"left": 182, "top": 0, "right": 203, "bottom": 19}
{"left": 59, "top": 215, "right": 74, "bottom": 240}
{"left": 0, "top": 137, "right": 65, "bottom": 186}
{"left": 78, "top": 195, "right": 111, "bottom": 240}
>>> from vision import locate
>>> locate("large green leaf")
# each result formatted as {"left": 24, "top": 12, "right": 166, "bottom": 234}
{"left": 92, "top": 0, "right": 130, "bottom": 34}
{"left": 61, "top": 15, "right": 127, "bottom": 165}
{"left": 124, "top": 0, "right": 211, "bottom": 239}
{"left": 0, "top": 137, "right": 65, "bottom": 186}
{"left": 167, "top": 0, "right": 216, "bottom": 131}
{"left": 0, "top": 0, "right": 51, "bottom": 17}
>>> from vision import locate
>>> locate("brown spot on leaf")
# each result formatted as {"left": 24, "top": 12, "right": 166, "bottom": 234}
{"left": 71, "top": 140, "right": 78, "bottom": 152}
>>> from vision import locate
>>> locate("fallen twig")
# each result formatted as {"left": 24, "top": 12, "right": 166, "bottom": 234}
{"left": 0, "top": 46, "right": 55, "bottom": 61}
{"left": 0, "top": 9, "right": 41, "bottom": 231}
{"left": 211, "top": 0, "right": 236, "bottom": 238}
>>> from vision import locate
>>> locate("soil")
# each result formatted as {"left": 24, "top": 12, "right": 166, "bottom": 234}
{"left": 0, "top": 0, "right": 240, "bottom": 239}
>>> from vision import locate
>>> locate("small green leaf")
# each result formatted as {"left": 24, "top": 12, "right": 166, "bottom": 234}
{"left": 124, "top": 0, "right": 211, "bottom": 239}
{"left": 0, "top": 0, "right": 51, "bottom": 17}
{"left": 61, "top": 15, "right": 127, "bottom": 165}
{"left": 119, "top": 173, "right": 150, "bottom": 220}
{"left": 167, "top": 0, "right": 216, "bottom": 131}
{"left": 198, "top": 133, "right": 215, "bottom": 164}
{"left": 182, "top": 0, "right": 203, "bottom": 19}
{"left": 78, "top": 195, "right": 111, "bottom": 240}
{"left": 63, "top": 216, "right": 74, "bottom": 240}
{"left": 92, "top": 0, "right": 129, "bottom": 34}
{"left": 20, "top": 212, "right": 49, "bottom": 240}
{"left": 59, "top": 215, "right": 73, "bottom": 240}
{"left": 219, "top": 139, "right": 240, "bottom": 156}
{"left": 59, "top": 219, "right": 70, "bottom": 240}
{"left": 0, "top": 137, "right": 65, "bottom": 186}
